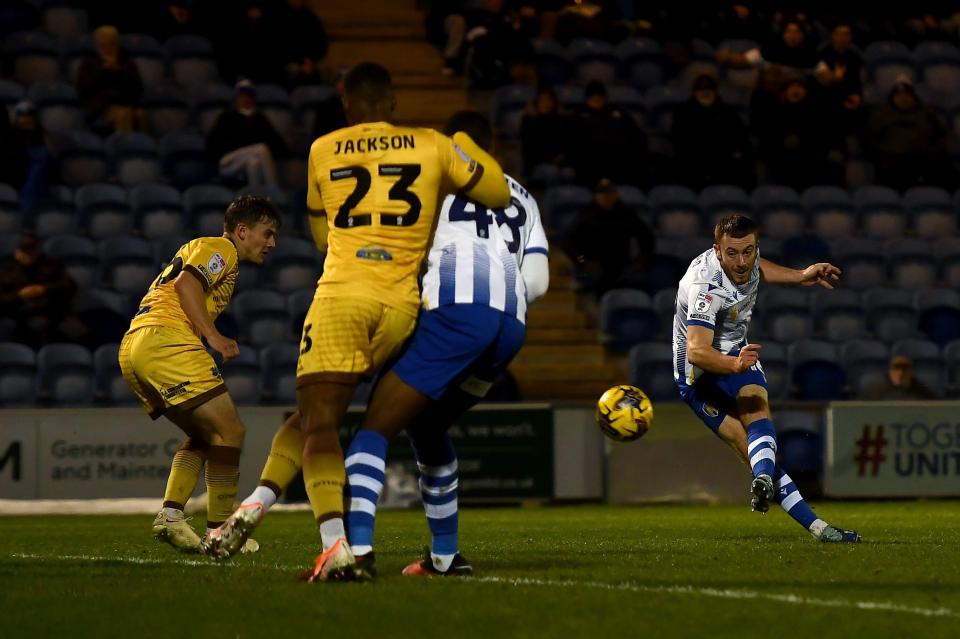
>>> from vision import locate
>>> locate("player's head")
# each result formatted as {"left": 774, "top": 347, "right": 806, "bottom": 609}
{"left": 713, "top": 214, "right": 759, "bottom": 285}
{"left": 224, "top": 195, "right": 281, "bottom": 265}
{"left": 343, "top": 62, "right": 395, "bottom": 124}
{"left": 443, "top": 110, "right": 493, "bottom": 152}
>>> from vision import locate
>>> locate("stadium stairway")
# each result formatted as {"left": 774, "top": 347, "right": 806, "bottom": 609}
{"left": 320, "top": 0, "right": 469, "bottom": 129}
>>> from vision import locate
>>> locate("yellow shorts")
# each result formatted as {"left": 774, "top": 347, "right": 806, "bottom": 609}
{"left": 119, "top": 326, "right": 227, "bottom": 419}
{"left": 296, "top": 295, "right": 416, "bottom": 386}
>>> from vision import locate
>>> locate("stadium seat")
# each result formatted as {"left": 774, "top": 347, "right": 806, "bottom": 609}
{"left": 775, "top": 409, "right": 822, "bottom": 473}
{"left": 59, "top": 130, "right": 108, "bottom": 188}
{"left": 152, "top": 235, "right": 189, "bottom": 266}
{"left": 184, "top": 184, "right": 234, "bottom": 236}
{"left": 812, "top": 289, "right": 864, "bottom": 343}
{"left": 655, "top": 237, "right": 702, "bottom": 262}
{"left": 643, "top": 85, "right": 690, "bottom": 132}
{"left": 160, "top": 132, "right": 214, "bottom": 188}
{"left": 648, "top": 184, "right": 701, "bottom": 237}
{"left": 61, "top": 33, "right": 93, "bottom": 82}
{"left": 264, "top": 236, "right": 321, "bottom": 293}
{"left": 751, "top": 185, "right": 805, "bottom": 237}
{"left": 761, "top": 288, "right": 813, "bottom": 342}
{"left": 44, "top": 234, "right": 98, "bottom": 288}
{"left": 943, "top": 339, "right": 960, "bottom": 390}
{"left": 291, "top": 84, "right": 337, "bottom": 132}
{"left": 143, "top": 86, "right": 191, "bottom": 137}
{"left": 98, "top": 236, "right": 156, "bottom": 294}
{"left": 864, "top": 41, "right": 916, "bottom": 93}
{"left": 700, "top": 184, "right": 750, "bottom": 227}
{"left": 105, "top": 132, "right": 162, "bottom": 187}
{"left": 627, "top": 342, "right": 677, "bottom": 401}
{"left": 541, "top": 185, "right": 591, "bottom": 234}
{"left": 121, "top": 33, "right": 165, "bottom": 85}
{"left": 617, "top": 184, "right": 647, "bottom": 218}
{"left": 915, "top": 288, "right": 960, "bottom": 347}
{"left": 718, "top": 39, "right": 760, "bottom": 90}
{"left": 287, "top": 289, "right": 314, "bottom": 335}
{"left": 552, "top": 84, "right": 584, "bottom": 111}
{"left": 646, "top": 253, "right": 687, "bottom": 293}
{"left": 0, "top": 183, "right": 21, "bottom": 235}
{"left": 904, "top": 186, "right": 956, "bottom": 239}
{"left": 6, "top": 31, "right": 60, "bottom": 84}
{"left": 220, "top": 348, "right": 260, "bottom": 405}
{"left": 93, "top": 343, "right": 137, "bottom": 405}
{"left": 886, "top": 238, "right": 937, "bottom": 289}
{"left": 789, "top": 339, "right": 845, "bottom": 400}
{"left": 42, "top": 3, "right": 88, "bottom": 38}
{"left": 28, "top": 80, "right": 83, "bottom": 133}
{"left": 829, "top": 237, "right": 885, "bottom": 290}
{"left": 934, "top": 236, "right": 960, "bottom": 287}
{"left": 0, "top": 79, "right": 25, "bottom": 116}
{"left": 260, "top": 342, "right": 299, "bottom": 404}
{"left": 72, "top": 287, "right": 136, "bottom": 345}
{"left": 568, "top": 38, "right": 619, "bottom": 84}
{"left": 532, "top": 39, "right": 572, "bottom": 87}
{"left": 600, "top": 288, "right": 659, "bottom": 351}
{"left": 616, "top": 37, "right": 664, "bottom": 90}
{"left": 606, "top": 85, "right": 645, "bottom": 124}
{"left": 233, "top": 262, "right": 264, "bottom": 294}
{"left": 131, "top": 183, "right": 184, "bottom": 239}
{"left": 863, "top": 288, "right": 918, "bottom": 341}
{"left": 491, "top": 84, "right": 536, "bottom": 139}
{"left": 780, "top": 235, "right": 830, "bottom": 270}
{"left": 841, "top": 339, "right": 890, "bottom": 397}
{"left": 233, "top": 289, "right": 290, "bottom": 347}
{"left": 915, "top": 41, "right": 960, "bottom": 102}
{"left": 759, "top": 341, "right": 789, "bottom": 399}
{"left": 37, "top": 343, "right": 94, "bottom": 405}
{"left": 0, "top": 342, "right": 37, "bottom": 406}
{"left": 164, "top": 34, "right": 219, "bottom": 89}
{"left": 76, "top": 183, "right": 132, "bottom": 240}
{"left": 892, "top": 338, "right": 944, "bottom": 396}
{"left": 802, "top": 185, "right": 856, "bottom": 237}
{"left": 255, "top": 84, "right": 294, "bottom": 142}
{"left": 652, "top": 287, "right": 677, "bottom": 337}
{"left": 854, "top": 186, "right": 905, "bottom": 239}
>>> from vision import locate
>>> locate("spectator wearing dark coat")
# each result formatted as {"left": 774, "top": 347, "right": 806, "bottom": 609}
{"left": 520, "top": 87, "right": 572, "bottom": 176}
{"left": 75, "top": 25, "right": 146, "bottom": 134}
{"left": 573, "top": 81, "right": 648, "bottom": 188}
{"left": 814, "top": 22, "right": 864, "bottom": 138}
{"left": 0, "top": 101, "right": 55, "bottom": 211}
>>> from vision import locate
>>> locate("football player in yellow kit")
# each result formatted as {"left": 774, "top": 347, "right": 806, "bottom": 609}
{"left": 119, "top": 195, "right": 280, "bottom": 553}
{"left": 205, "top": 63, "right": 510, "bottom": 581}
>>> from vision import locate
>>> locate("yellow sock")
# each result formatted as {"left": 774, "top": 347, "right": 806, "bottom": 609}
{"left": 258, "top": 422, "right": 304, "bottom": 497}
{"left": 162, "top": 438, "right": 207, "bottom": 511}
{"left": 302, "top": 452, "right": 346, "bottom": 524}
{"left": 205, "top": 445, "right": 241, "bottom": 528}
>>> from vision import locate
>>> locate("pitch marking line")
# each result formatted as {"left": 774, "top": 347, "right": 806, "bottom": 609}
{"left": 8, "top": 553, "right": 957, "bottom": 620}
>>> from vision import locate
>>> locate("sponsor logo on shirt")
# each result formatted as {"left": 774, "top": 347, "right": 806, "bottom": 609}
{"left": 356, "top": 247, "right": 393, "bottom": 261}
{"left": 452, "top": 142, "right": 474, "bottom": 166}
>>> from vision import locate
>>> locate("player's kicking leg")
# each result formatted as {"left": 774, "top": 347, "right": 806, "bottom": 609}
{"left": 152, "top": 436, "right": 208, "bottom": 552}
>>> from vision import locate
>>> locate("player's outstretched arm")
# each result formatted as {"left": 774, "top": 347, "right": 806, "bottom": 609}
{"left": 173, "top": 271, "right": 239, "bottom": 363}
{"left": 687, "top": 324, "right": 760, "bottom": 375}
{"left": 758, "top": 257, "right": 841, "bottom": 288}
{"left": 443, "top": 131, "right": 510, "bottom": 208}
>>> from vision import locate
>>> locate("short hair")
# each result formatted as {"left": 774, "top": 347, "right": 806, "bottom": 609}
{"left": 443, "top": 110, "right": 493, "bottom": 152}
{"left": 344, "top": 62, "right": 393, "bottom": 106}
{"left": 224, "top": 195, "right": 282, "bottom": 233}
{"left": 714, "top": 214, "right": 758, "bottom": 244}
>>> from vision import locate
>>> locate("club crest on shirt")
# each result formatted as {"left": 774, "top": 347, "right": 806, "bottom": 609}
{"left": 208, "top": 252, "right": 226, "bottom": 275}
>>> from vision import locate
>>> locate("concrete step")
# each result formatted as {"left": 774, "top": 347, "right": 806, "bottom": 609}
{"left": 526, "top": 307, "right": 588, "bottom": 329}
{"left": 538, "top": 289, "right": 577, "bottom": 306}
{"left": 524, "top": 327, "right": 598, "bottom": 344}
{"left": 513, "top": 343, "right": 607, "bottom": 366}
{"left": 515, "top": 378, "right": 619, "bottom": 401}
{"left": 509, "top": 362, "right": 613, "bottom": 382}
{"left": 317, "top": 0, "right": 422, "bottom": 27}
{"left": 326, "top": 40, "right": 444, "bottom": 76}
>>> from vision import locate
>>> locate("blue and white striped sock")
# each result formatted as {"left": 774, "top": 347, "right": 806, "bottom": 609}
{"left": 773, "top": 466, "right": 828, "bottom": 537}
{"left": 412, "top": 433, "right": 459, "bottom": 572}
{"left": 746, "top": 418, "right": 777, "bottom": 479}
{"left": 344, "top": 429, "right": 387, "bottom": 556}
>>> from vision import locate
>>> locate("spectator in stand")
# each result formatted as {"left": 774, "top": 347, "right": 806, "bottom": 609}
{"left": 707, "top": 3, "right": 769, "bottom": 43}
{"left": 206, "top": 79, "right": 286, "bottom": 187}
{"left": 311, "top": 67, "right": 348, "bottom": 140}
{"left": 671, "top": 74, "right": 755, "bottom": 190}
{"left": 0, "top": 234, "right": 77, "bottom": 349}
{"left": 76, "top": 25, "right": 147, "bottom": 134}
{"left": 717, "top": 18, "right": 819, "bottom": 72}
{"left": 563, "top": 178, "right": 654, "bottom": 298}
{"left": 0, "top": 101, "right": 55, "bottom": 212}
{"left": 860, "top": 356, "right": 936, "bottom": 400}
{"left": 520, "top": 87, "right": 573, "bottom": 177}
{"left": 814, "top": 22, "right": 864, "bottom": 139}
{"left": 274, "top": 0, "right": 329, "bottom": 88}
{"left": 862, "top": 78, "right": 958, "bottom": 191}
{"left": 573, "top": 80, "right": 648, "bottom": 188}
{"left": 150, "top": 1, "right": 200, "bottom": 40}
{"left": 462, "top": 0, "right": 536, "bottom": 87}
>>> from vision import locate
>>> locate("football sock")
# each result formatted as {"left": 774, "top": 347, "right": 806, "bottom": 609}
{"left": 205, "top": 445, "right": 241, "bottom": 529}
{"left": 248, "top": 421, "right": 304, "bottom": 511}
{"left": 162, "top": 438, "right": 208, "bottom": 511}
{"left": 411, "top": 431, "right": 459, "bottom": 567}
{"left": 746, "top": 418, "right": 777, "bottom": 479}
{"left": 302, "top": 441, "right": 347, "bottom": 549}
{"left": 344, "top": 429, "right": 388, "bottom": 556}
{"left": 772, "top": 466, "right": 827, "bottom": 536}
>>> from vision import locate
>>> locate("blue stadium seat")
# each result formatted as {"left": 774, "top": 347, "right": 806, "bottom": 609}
{"left": 600, "top": 288, "right": 659, "bottom": 352}
{"left": 648, "top": 184, "right": 701, "bottom": 237}
{"left": 255, "top": 84, "right": 294, "bottom": 142}
{"left": 829, "top": 237, "right": 885, "bottom": 290}
{"left": 143, "top": 85, "right": 191, "bottom": 137}
{"left": 776, "top": 409, "right": 822, "bottom": 472}
{"left": 195, "top": 83, "right": 232, "bottom": 136}
{"left": 944, "top": 339, "right": 960, "bottom": 391}
{"left": 76, "top": 183, "right": 132, "bottom": 240}
{"left": 553, "top": 84, "right": 584, "bottom": 111}
{"left": 892, "top": 338, "right": 944, "bottom": 396}
{"left": 0, "top": 79, "right": 25, "bottom": 115}
{"left": 617, "top": 185, "right": 647, "bottom": 219}
{"left": 606, "top": 84, "right": 645, "bottom": 124}
{"left": 780, "top": 234, "right": 830, "bottom": 270}
{"left": 864, "top": 41, "right": 916, "bottom": 93}
{"left": 812, "top": 289, "right": 864, "bottom": 343}
{"left": 6, "top": 31, "right": 60, "bottom": 84}
{"left": 759, "top": 341, "right": 789, "bottom": 399}
{"left": 73, "top": 288, "right": 136, "bottom": 345}
{"left": 260, "top": 342, "right": 299, "bottom": 404}
{"left": 0, "top": 342, "right": 36, "bottom": 406}
{"left": 532, "top": 39, "right": 572, "bottom": 87}
{"left": 131, "top": 183, "right": 184, "bottom": 239}
{"left": 541, "top": 184, "right": 591, "bottom": 235}
{"left": 627, "top": 342, "right": 677, "bottom": 401}
{"left": 646, "top": 253, "right": 687, "bottom": 293}
{"left": 152, "top": 235, "right": 189, "bottom": 267}
{"left": 42, "top": 3, "right": 88, "bottom": 38}
{"left": 93, "top": 343, "right": 137, "bottom": 405}
{"left": 854, "top": 186, "right": 905, "bottom": 239}
{"left": 121, "top": 33, "right": 165, "bottom": 85}
{"left": 105, "top": 132, "right": 162, "bottom": 187}
{"left": 886, "top": 238, "right": 937, "bottom": 289}
{"left": 904, "top": 186, "right": 956, "bottom": 239}
{"left": 491, "top": 84, "right": 535, "bottom": 139}
{"left": 37, "top": 343, "right": 94, "bottom": 405}
{"left": 28, "top": 80, "right": 82, "bottom": 133}
{"left": 44, "top": 234, "right": 98, "bottom": 288}
{"left": 788, "top": 339, "right": 845, "bottom": 400}
{"left": 264, "top": 236, "right": 321, "bottom": 293}
{"left": 568, "top": 38, "right": 618, "bottom": 84}
{"left": 61, "top": 34, "right": 93, "bottom": 82}
{"left": 160, "top": 132, "right": 214, "bottom": 188}
{"left": 0, "top": 183, "right": 21, "bottom": 235}
{"left": 863, "top": 288, "right": 918, "bottom": 341}
{"left": 699, "top": 184, "right": 750, "bottom": 227}
{"left": 59, "top": 130, "right": 108, "bottom": 188}
{"left": 752, "top": 185, "right": 804, "bottom": 236}
{"left": 934, "top": 236, "right": 960, "bottom": 287}
{"left": 916, "top": 288, "right": 960, "bottom": 347}
{"left": 760, "top": 288, "right": 813, "bottom": 342}
{"left": 915, "top": 41, "right": 960, "bottom": 101}
{"left": 802, "top": 185, "right": 856, "bottom": 237}
{"left": 98, "top": 236, "right": 156, "bottom": 294}
{"left": 652, "top": 287, "right": 677, "bottom": 338}
{"left": 841, "top": 339, "right": 890, "bottom": 397}
{"left": 233, "top": 289, "right": 290, "bottom": 348}
{"left": 164, "top": 34, "right": 219, "bottom": 89}
{"left": 287, "top": 289, "right": 314, "bottom": 335}
{"left": 220, "top": 348, "right": 260, "bottom": 405}
{"left": 616, "top": 37, "right": 664, "bottom": 90}
{"left": 718, "top": 38, "right": 760, "bottom": 90}
{"left": 643, "top": 85, "right": 690, "bottom": 132}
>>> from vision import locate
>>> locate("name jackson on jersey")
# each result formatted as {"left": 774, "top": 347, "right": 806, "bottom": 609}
{"left": 334, "top": 135, "right": 416, "bottom": 155}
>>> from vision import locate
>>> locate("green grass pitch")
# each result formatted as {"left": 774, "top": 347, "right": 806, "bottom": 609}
{"left": 1, "top": 502, "right": 958, "bottom": 638}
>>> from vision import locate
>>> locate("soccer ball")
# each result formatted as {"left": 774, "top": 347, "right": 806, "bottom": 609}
{"left": 595, "top": 385, "right": 654, "bottom": 442}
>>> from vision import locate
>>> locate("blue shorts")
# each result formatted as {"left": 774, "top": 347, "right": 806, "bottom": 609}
{"left": 675, "top": 352, "right": 768, "bottom": 433}
{"left": 393, "top": 304, "right": 526, "bottom": 401}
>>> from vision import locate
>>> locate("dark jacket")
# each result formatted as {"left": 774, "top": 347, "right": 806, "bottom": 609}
{"left": 0, "top": 255, "right": 76, "bottom": 319}
{"left": 206, "top": 108, "right": 286, "bottom": 160}
{"left": 76, "top": 54, "right": 143, "bottom": 118}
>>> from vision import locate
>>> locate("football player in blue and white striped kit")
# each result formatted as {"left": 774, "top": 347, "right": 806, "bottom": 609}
{"left": 342, "top": 110, "right": 550, "bottom": 579}
{"left": 674, "top": 215, "right": 859, "bottom": 543}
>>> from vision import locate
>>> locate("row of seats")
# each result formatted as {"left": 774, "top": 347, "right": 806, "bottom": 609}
{"left": 601, "top": 287, "right": 960, "bottom": 351}
{"left": 628, "top": 337, "right": 960, "bottom": 401}
{"left": 542, "top": 183, "right": 960, "bottom": 239}
{"left": 0, "top": 341, "right": 371, "bottom": 408}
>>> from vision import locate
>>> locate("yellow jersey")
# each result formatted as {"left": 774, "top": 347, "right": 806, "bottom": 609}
{"left": 306, "top": 121, "right": 510, "bottom": 317}
{"left": 128, "top": 236, "right": 239, "bottom": 338}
